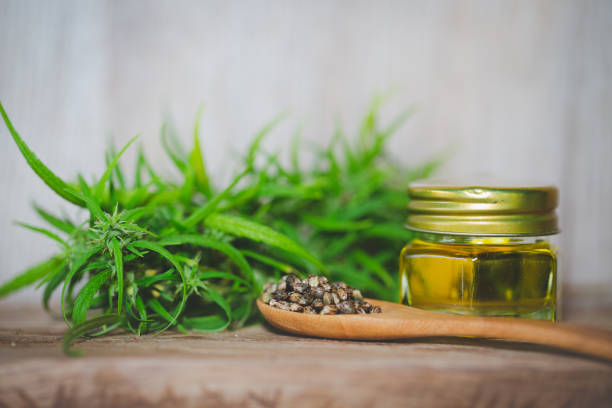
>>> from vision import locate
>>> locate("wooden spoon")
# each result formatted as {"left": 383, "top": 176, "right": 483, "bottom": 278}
{"left": 257, "top": 298, "right": 612, "bottom": 361}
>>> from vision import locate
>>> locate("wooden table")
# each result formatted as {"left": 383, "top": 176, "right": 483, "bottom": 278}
{"left": 1, "top": 296, "right": 611, "bottom": 408}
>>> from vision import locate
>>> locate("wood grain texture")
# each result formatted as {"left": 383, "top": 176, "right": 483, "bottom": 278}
{"left": 257, "top": 298, "right": 612, "bottom": 361}
{"left": 0, "top": 0, "right": 611, "bottom": 300}
{"left": 1, "top": 302, "right": 612, "bottom": 408}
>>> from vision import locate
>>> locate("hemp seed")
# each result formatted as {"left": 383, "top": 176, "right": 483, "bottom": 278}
{"left": 263, "top": 274, "right": 382, "bottom": 315}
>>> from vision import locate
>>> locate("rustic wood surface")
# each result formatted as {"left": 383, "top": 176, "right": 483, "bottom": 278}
{"left": 1, "top": 300, "right": 611, "bottom": 408}
{"left": 257, "top": 298, "right": 612, "bottom": 361}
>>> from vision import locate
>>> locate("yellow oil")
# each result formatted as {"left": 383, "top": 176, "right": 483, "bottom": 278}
{"left": 399, "top": 237, "right": 557, "bottom": 321}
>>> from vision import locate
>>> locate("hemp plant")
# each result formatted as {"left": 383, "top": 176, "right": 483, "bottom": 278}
{"left": 0, "top": 99, "right": 437, "bottom": 354}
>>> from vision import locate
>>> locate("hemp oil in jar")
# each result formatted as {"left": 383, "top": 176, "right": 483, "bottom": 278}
{"left": 399, "top": 182, "right": 559, "bottom": 321}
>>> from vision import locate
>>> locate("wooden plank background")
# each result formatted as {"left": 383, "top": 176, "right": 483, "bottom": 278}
{"left": 0, "top": 0, "right": 610, "bottom": 300}
{"left": 1, "top": 302, "right": 612, "bottom": 407}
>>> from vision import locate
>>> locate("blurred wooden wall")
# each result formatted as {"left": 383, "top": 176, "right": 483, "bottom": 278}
{"left": 0, "top": 0, "right": 610, "bottom": 300}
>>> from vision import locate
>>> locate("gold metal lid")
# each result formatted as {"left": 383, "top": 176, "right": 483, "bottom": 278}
{"left": 406, "top": 180, "right": 559, "bottom": 236}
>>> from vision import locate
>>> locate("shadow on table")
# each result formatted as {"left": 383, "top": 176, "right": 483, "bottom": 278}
{"left": 261, "top": 320, "right": 612, "bottom": 365}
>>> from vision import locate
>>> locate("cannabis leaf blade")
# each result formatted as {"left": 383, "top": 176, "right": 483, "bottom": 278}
{"left": 204, "top": 213, "right": 328, "bottom": 274}
{"left": 0, "top": 101, "right": 85, "bottom": 206}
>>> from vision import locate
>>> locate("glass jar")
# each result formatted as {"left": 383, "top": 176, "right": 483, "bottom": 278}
{"left": 399, "top": 182, "right": 559, "bottom": 321}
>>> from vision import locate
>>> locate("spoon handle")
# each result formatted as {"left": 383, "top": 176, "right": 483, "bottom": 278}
{"left": 408, "top": 314, "right": 612, "bottom": 360}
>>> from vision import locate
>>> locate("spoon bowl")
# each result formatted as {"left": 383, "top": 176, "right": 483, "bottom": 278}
{"left": 257, "top": 298, "right": 612, "bottom": 361}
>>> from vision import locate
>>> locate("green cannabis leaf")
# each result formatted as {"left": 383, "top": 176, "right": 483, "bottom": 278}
{"left": 0, "top": 99, "right": 438, "bottom": 354}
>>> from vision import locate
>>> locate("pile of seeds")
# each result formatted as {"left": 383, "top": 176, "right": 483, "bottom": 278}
{"left": 262, "top": 274, "right": 382, "bottom": 315}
